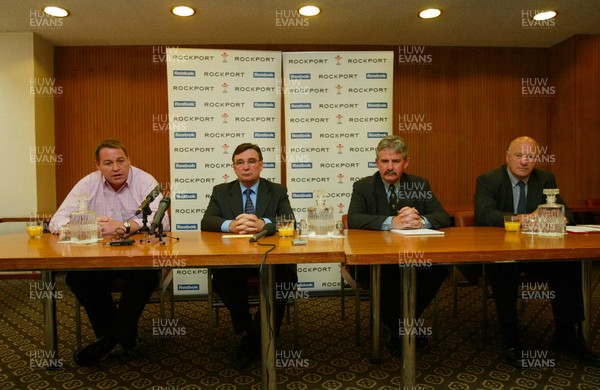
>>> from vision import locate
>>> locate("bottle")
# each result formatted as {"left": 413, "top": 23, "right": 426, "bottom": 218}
{"left": 70, "top": 195, "right": 97, "bottom": 244}
{"left": 307, "top": 190, "right": 334, "bottom": 238}
{"left": 297, "top": 219, "right": 308, "bottom": 237}
{"left": 536, "top": 189, "right": 565, "bottom": 237}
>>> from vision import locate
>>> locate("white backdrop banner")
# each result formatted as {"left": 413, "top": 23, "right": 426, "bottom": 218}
{"left": 165, "top": 49, "right": 393, "bottom": 295}
{"left": 283, "top": 51, "right": 394, "bottom": 291}
{"left": 167, "top": 48, "right": 282, "bottom": 295}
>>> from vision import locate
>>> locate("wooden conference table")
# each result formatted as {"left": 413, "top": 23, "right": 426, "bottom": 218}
{"left": 0, "top": 231, "right": 345, "bottom": 390}
{"left": 344, "top": 226, "right": 600, "bottom": 389}
{"left": 2, "top": 227, "right": 599, "bottom": 389}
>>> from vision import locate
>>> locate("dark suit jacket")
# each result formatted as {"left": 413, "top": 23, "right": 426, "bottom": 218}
{"left": 474, "top": 165, "right": 573, "bottom": 227}
{"left": 348, "top": 171, "right": 450, "bottom": 230}
{"left": 201, "top": 178, "right": 294, "bottom": 232}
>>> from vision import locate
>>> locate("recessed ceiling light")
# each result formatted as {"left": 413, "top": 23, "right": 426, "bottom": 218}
{"left": 43, "top": 6, "right": 69, "bottom": 17}
{"left": 533, "top": 10, "right": 557, "bottom": 21}
{"left": 298, "top": 5, "right": 320, "bottom": 17}
{"left": 171, "top": 5, "right": 195, "bottom": 17}
{"left": 418, "top": 8, "right": 442, "bottom": 19}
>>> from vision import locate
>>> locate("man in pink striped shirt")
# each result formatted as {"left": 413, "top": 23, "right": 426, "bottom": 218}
{"left": 50, "top": 139, "right": 169, "bottom": 366}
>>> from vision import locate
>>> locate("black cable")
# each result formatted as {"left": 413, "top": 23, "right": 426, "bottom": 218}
{"left": 257, "top": 241, "right": 276, "bottom": 384}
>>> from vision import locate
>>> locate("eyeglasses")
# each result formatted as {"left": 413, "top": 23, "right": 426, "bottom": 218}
{"left": 511, "top": 153, "right": 537, "bottom": 161}
{"left": 233, "top": 158, "right": 260, "bottom": 167}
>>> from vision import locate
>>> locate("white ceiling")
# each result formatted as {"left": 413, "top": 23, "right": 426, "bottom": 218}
{"left": 1, "top": 0, "right": 600, "bottom": 47}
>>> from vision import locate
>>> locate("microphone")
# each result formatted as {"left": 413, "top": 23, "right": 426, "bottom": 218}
{"left": 249, "top": 222, "right": 276, "bottom": 242}
{"left": 135, "top": 184, "right": 163, "bottom": 216}
{"left": 149, "top": 197, "right": 170, "bottom": 235}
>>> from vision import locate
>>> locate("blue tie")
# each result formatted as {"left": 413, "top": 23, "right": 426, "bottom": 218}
{"left": 517, "top": 181, "right": 527, "bottom": 214}
{"left": 244, "top": 188, "right": 255, "bottom": 214}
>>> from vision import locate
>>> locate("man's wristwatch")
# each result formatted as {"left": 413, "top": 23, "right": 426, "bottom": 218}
{"left": 123, "top": 220, "right": 131, "bottom": 234}
{"left": 420, "top": 217, "right": 425, "bottom": 229}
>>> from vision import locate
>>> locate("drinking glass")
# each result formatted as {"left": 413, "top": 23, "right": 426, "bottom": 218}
{"left": 59, "top": 225, "right": 71, "bottom": 242}
{"left": 504, "top": 215, "right": 521, "bottom": 232}
{"left": 521, "top": 215, "right": 538, "bottom": 234}
{"left": 330, "top": 220, "right": 345, "bottom": 236}
{"left": 298, "top": 219, "right": 309, "bottom": 237}
{"left": 26, "top": 221, "right": 44, "bottom": 239}
{"left": 277, "top": 215, "right": 295, "bottom": 237}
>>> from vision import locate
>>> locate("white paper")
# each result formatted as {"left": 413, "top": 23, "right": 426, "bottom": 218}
{"left": 391, "top": 228, "right": 445, "bottom": 236}
{"left": 567, "top": 225, "right": 600, "bottom": 233}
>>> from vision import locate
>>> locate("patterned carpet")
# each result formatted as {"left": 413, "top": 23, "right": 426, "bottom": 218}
{"left": 1, "top": 266, "right": 600, "bottom": 390}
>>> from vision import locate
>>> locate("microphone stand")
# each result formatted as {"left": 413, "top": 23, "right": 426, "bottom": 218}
{"left": 138, "top": 205, "right": 152, "bottom": 234}
{"left": 153, "top": 223, "right": 172, "bottom": 245}
{"left": 141, "top": 226, "right": 178, "bottom": 245}
{"left": 140, "top": 212, "right": 179, "bottom": 245}
{"left": 137, "top": 206, "right": 152, "bottom": 243}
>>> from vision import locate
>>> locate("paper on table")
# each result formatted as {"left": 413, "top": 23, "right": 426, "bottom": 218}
{"left": 59, "top": 237, "right": 103, "bottom": 244}
{"left": 566, "top": 225, "right": 600, "bottom": 234}
{"left": 222, "top": 234, "right": 254, "bottom": 238}
{"left": 391, "top": 228, "right": 445, "bottom": 236}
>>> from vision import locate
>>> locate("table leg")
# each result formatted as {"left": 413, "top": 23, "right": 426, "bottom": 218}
{"left": 402, "top": 266, "right": 416, "bottom": 387}
{"left": 370, "top": 264, "right": 381, "bottom": 363}
{"left": 582, "top": 260, "right": 591, "bottom": 342}
{"left": 207, "top": 268, "right": 215, "bottom": 347}
{"left": 260, "top": 264, "right": 277, "bottom": 389}
{"left": 41, "top": 271, "right": 58, "bottom": 357}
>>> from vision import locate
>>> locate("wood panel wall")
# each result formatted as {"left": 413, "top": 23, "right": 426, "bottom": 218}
{"left": 54, "top": 46, "right": 170, "bottom": 203}
{"left": 54, "top": 39, "right": 599, "bottom": 211}
{"left": 394, "top": 46, "right": 548, "bottom": 209}
{"left": 549, "top": 36, "right": 600, "bottom": 205}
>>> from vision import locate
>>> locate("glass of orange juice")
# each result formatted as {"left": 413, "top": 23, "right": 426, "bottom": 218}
{"left": 504, "top": 215, "right": 521, "bottom": 232}
{"left": 26, "top": 221, "right": 44, "bottom": 238}
{"left": 276, "top": 215, "right": 295, "bottom": 237}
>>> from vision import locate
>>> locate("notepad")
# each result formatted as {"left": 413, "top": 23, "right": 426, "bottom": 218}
{"left": 391, "top": 228, "right": 445, "bottom": 236}
{"left": 222, "top": 234, "right": 254, "bottom": 239}
{"left": 566, "top": 225, "right": 600, "bottom": 234}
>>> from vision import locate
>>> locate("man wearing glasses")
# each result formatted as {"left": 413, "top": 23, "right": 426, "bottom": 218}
{"left": 475, "top": 135, "right": 600, "bottom": 367}
{"left": 201, "top": 143, "right": 297, "bottom": 369}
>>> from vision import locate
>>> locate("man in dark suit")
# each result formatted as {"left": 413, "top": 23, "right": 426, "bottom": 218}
{"left": 201, "top": 143, "right": 297, "bottom": 369}
{"left": 475, "top": 135, "right": 600, "bottom": 367}
{"left": 348, "top": 135, "right": 450, "bottom": 356}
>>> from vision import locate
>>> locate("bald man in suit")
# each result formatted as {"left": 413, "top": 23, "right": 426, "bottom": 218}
{"left": 475, "top": 135, "right": 600, "bottom": 367}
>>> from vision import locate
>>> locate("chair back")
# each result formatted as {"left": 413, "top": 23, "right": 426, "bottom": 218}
{"left": 585, "top": 198, "right": 600, "bottom": 207}
{"left": 454, "top": 211, "right": 475, "bottom": 227}
{"left": 342, "top": 214, "right": 348, "bottom": 229}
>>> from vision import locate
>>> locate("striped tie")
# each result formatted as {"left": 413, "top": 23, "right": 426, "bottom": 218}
{"left": 244, "top": 188, "right": 255, "bottom": 214}
{"left": 389, "top": 184, "right": 398, "bottom": 215}
{"left": 517, "top": 181, "right": 527, "bottom": 214}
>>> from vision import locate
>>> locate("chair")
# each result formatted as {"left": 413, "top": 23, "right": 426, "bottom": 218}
{"left": 74, "top": 269, "right": 173, "bottom": 348}
{"left": 206, "top": 268, "right": 299, "bottom": 349}
{"left": 0, "top": 216, "right": 52, "bottom": 281}
{"left": 340, "top": 214, "right": 440, "bottom": 346}
{"left": 585, "top": 198, "right": 600, "bottom": 207}
{"left": 340, "top": 263, "right": 370, "bottom": 346}
{"left": 340, "top": 214, "right": 371, "bottom": 345}
{"left": 452, "top": 211, "right": 489, "bottom": 335}
{"left": 585, "top": 198, "right": 600, "bottom": 224}
{"left": 452, "top": 211, "right": 545, "bottom": 337}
